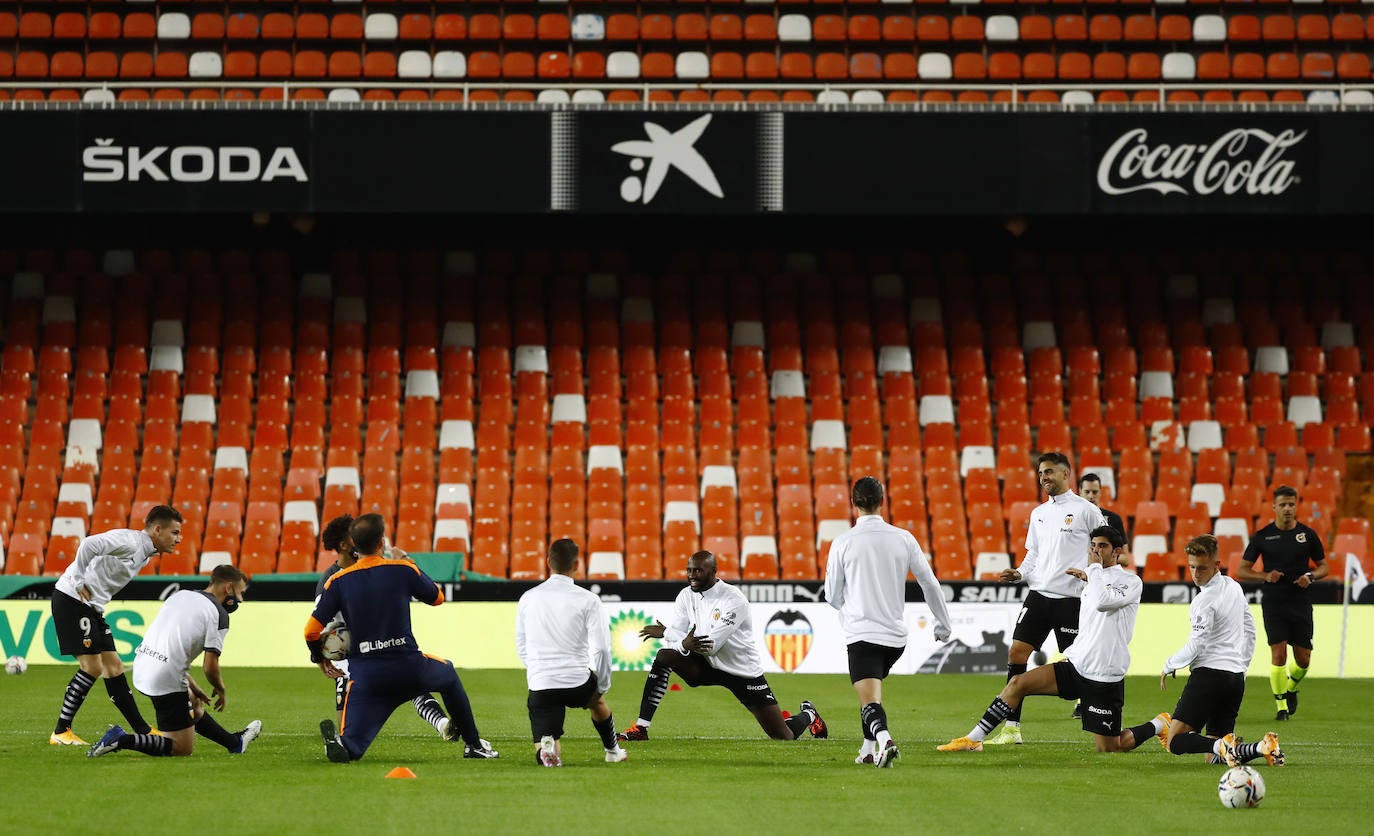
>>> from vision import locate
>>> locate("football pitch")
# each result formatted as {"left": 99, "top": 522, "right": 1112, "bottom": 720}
{"left": 2, "top": 668, "right": 1370, "bottom": 834}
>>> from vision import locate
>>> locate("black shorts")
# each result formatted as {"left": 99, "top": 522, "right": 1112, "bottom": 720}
{"left": 52, "top": 591, "right": 117, "bottom": 657}
{"left": 1261, "top": 594, "right": 1313, "bottom": 650}
{"left": 1172, "top": 667, "right": 1245, "bottom": 738}
{"left": 1012, "top": 591, "right": 1081, "bottom": 652}
{"left": 662, "top": 651, "right": 779, "bottom": 710}
{"left": 147, "top": 689, "right": 198, "bottom": 732}
{"left": 1052, "top": 660, "right": 1125, "bottom": 736}
{"left": 846, "top": 641, "right": 905, "bottom": 683}
{"left": 527, "top": 672, "right": 599, "bottom": 741}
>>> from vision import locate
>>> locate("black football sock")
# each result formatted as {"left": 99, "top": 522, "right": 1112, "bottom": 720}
{"left": 1234, "top": 741, "right": 1264, "bottom": 763}
{"left": 195, "top": 713, "right": 242, "bottom": 751}
{"left": 104, "top": 673, "right": 152, "bottom": 735}
{"left": 861, "top": 702, "right": 890, "bottom": 740}
{"left": 593, "top": 716, "right": 618, "bottom": 749}
{"left": 639, "top": 662, "right": 671, "bottom": 724}
{"left": 1126, "top": 722, "right": 1158, "bottom": 750}
{"left": 861, "top": 718, "right": 874, "bottom": 742}
{"left": 56, "top": 670, "right": 98, "bottom": 733}
{"left": 1006, "top": 664, "right": 1027, "bottom": 723}
{"left": 414, "top": 695, "right": 447, "bottom": 732}
{"left": 439, "top": 674, "right": 482, "bottom": 747}
{"left": 784, "top": 713, "right": 811, "bottom": 739}
{"left": 974, "top": 696, "right": 1015, "bottom": 740}
{"left": 118, "top": 732, "right": 174, "bottom": 757}
{"left": 1168, "top": 732, "right": 1216, "bottom": 756}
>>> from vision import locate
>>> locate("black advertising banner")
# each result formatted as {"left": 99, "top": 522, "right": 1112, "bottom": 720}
{"left": 557, "top": 111, "right": 781, "bottom": 213}
{"left": 312, "top": 111, "right": 549, "bottom": 212}
{"left": 0, "top": 111, "right": 80, "bottom": 212}
{"left": 75, "top": 110, "right": 314, "bottom": 212}
{"left": 1, "top": 108, "right": 1372, "bottom": 215}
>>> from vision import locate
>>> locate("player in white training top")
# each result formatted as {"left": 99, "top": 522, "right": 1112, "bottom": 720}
{"left": 49, "top": 505, "right": 183, "bottom": 746}
{"left": 825, "top": 476, "right": 953, "bottom": 768}
{"left": 1144, "top": 534, "right": 1285, "bottom": 768}
{"left": 617, "top": 551, "right": 826, "bottom": 743}
{"left": 987, "top": 452, "right": 1105, "bottom": 744}
{"left": 940, "top": 526, "right": 1162, "bottom": 755}
{"left": 516, "top": 538, "right": 628, "bottom": 767}
{"left": 87, "top": 564, "right": 261, "bottom": 759}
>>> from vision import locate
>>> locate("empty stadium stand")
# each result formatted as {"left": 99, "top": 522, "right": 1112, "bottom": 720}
{"left": 0, "top": 236, "right": 1368, "bottom": 584}
{"left": 1, "top": 3, "right": 1373, "bottom": 103}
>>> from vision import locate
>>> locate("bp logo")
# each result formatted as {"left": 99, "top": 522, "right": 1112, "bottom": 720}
{"left": 609, "top": 609, "right": 661, "bottom": 671}
{"left": 764, "top": 610, "right": 813, "bottom": 673}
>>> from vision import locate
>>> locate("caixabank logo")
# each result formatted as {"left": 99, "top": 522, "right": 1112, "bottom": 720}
{"left": 566, "top": 112, "right": 777, "bottom": 213}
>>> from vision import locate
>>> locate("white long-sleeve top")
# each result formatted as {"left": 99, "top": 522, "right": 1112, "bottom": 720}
{"left": 1063, "top": 562, "right": 1142, "bottom": 683}
{"left": 824, "top": 514, "right": 953, "bottom": 649}
{"left": 1163, "top": 572, "right": 1255, "bottom": 676}
{"left": 661, "top": 580, "right": 761, "bottom": 678}
{"left": 1019, "top": 491, "right": 1105, "bottom": 599}
{"left": 133, "top": 590, "right": 228, "bottom": 697}
{"left": 515, "top": 574, "right": 612, "bottom": 693}
{"left": 54, "top": 529, "right": 157, "bottom": 614}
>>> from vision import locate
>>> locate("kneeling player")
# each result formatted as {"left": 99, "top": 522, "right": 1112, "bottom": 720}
{"left": 617, "top": 551, "right": 826, "bottom": 743}
{"left": 939, "top": 528, "right": 1159, "bottom": 754}
{"left": 1143, "top": 534, "right": 1285, "bottom": 768}
{"left": 87, "top": 565, "right": 261, "bottom": 758}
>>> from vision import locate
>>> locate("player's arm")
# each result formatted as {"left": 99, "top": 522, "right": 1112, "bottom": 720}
{"left": 408, "top": 561, "right": 445, "bottom": 605}
{"left": 909, "top": 540, "right": 952, "bottom": 641}
{"left": 1007, "top": 518, "right": 1039, "bottom": 582}
{"left": 1303, "top": 531, "right": 1330, "bottom": 584}
{"left": 1091, "top": 566, "right": 1141, "bottom": 612}
{"left": 1235, "top": 540, "right": 1275, "bottom": 582}
{"left": 694, "top": 595, "right": 747, "bottom": 653}
{"left": 68, "top": 532, "right": 126, "bottom": 599}
{"left": 588, "top": 599, "right": 612, "bottom": 694}
{"left": 514, "top": 598, "right": 529, "bottom": 666}
{"left": 304, "top": 583, "right": 337, "bottom": 661}
{"left": 661, "top": 593, "right": 694, "bottom": 652}
{"left": 822, "top": 540, "right": 845, "bottom": 609}
{"left": 202, "top": 649, "right": 227, "bottom": 711}
{"left": 1163, "top": 602, "right": 1214, "bottom": 676}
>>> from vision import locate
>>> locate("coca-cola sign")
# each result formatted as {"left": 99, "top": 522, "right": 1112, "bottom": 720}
{"left": 1097, "top": 127, "right": 1306, "bottom": 197}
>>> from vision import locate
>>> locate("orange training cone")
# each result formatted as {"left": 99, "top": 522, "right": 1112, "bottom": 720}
{"left": 386, "top": 766, "right": 417, "bottom": 779}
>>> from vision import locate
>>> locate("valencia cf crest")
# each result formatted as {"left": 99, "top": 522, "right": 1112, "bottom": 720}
{"left": 764, "top": 610, "right": 813, "bottom": 673}
{"left": 82, "top": 639, "right": 92, "bottom": 648}
{"left": 1295, "top": 532, "right": 1307, "bottom": 543}
{"left": 1064, "top": 514, "right": 1074, "bottom": 526}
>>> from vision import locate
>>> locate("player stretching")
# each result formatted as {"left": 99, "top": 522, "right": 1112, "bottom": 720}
{"left": 49, "top": 505, "right": 183, "bottom": 745}
{"left": 617, "top": 551, "right": 826, "bottom": 743}
{"left": 87, "top": 564, "right": 262, "bottom": 758}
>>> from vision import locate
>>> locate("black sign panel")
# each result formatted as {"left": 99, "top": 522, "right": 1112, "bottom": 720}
{"left": 1086, "top": 114, "right": 1319, "bottom": 214}
{"left": 312, "top": 111, "right": 549, "bottom": 212}
{"left": 0, "top": 112, "right": 80, "bottom": 211}
{"left": 74, "top": 111, "right": 314, "bottom": 212}
{"left": 569, "top": 112, "right": 764, "bottom": 212}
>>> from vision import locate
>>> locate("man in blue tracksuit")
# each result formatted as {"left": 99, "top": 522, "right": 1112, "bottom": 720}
{"left": 305, "top": 513, "right": 498, "bottom": 762}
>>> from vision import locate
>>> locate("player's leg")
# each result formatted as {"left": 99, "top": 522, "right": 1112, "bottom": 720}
{"left": 413, "top": 694, "right": 449, "bottom": 738}
{"left": 1262, "top": 602, "right": 1291, "bottom": 720}
{"left": 421, "top": 655, "right": 496, "bottom": 756}
{"left": 50, "top": 593, "right": 105, "bottom": 744}
{"left": 89, "top": 691, "right": 189, "bottom": 758}
{"left": 331, "top": 675, "right": 403, "bottom": 762}
{"left": 1166, "top": 670, "right": 1238, "bottom": 763}
{"left": 619, "top": 649, "right": 712, "bottom": 740}
{"left": 994, "top": 593, "right": 1053, "bottom": 740}
{"left": 97, "top": 649, "right": 154, "bottom": 736}
{"left": 939, "top": 660, "right": 1062, "bottom": 751}
{"left": 1052, "top": 603, "right": 1084, "bottom": 720}
{"left": 527, "top": 689, "right": 566, "bottom": 767}
{"left": 1077, "top": 678, "right": 1137, "bottom": 753}
{"left": 1283, "top": 601, "right": 1314, "bottom": 717}
{"left": 727, "top": 675, "right": 811, "bottom": 741}
{"left": 585, "top": 690, "right": 628, "bottom": 761}
{"left": 845, "top": 642, "right": 903, "bottom": 765}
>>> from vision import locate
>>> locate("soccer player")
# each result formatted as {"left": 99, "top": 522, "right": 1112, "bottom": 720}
{"left": 1149, "top": 535, "right": 1285, "bottom": 768}
{"left": 87, "top": 564, "right": 262, "bottom": 758}
{"left": 616, "top": 550, "right": 826, "bottom": 744}
{"left": 989, "top": 452, "right": 1105, "bottom": 742}
{"left": 49, "top": 505, "right": 184, "bottom": 745}
{"left": 939, "top": 526, "right": 1156, "bottom": 754}
{"left": 515, "top": 538, "right": 628, "bottom": 767}
{"left": 1079, "top": 473, "right": 1126, "bottom": 539}
{"left": 306, "top": 514, "right": 497, "bottom": 762}
{"left": 316, "top": 515, "right": 451, "bottom": 739}
{"left": 825, "top": 476, "right": 953, "bottom": 767}
{"left": 1236, "top": 485, "right": 1328, "bottom": 721}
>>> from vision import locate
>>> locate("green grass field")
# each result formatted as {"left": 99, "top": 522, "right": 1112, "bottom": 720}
{"left": 2, "top": 667, "right": 1370, "bottom": 834}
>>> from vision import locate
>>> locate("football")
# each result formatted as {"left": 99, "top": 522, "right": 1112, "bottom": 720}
{"left": 5, "top": 655, "right": 27, "bottom": 675}
{"left": 1218, "top": 765, "right": 1266, "bottom": 808}
{"left": 321, "top": 622, "right": 351, "bottom": 662}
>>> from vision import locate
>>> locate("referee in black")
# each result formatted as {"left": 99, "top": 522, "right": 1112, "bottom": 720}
{"left": 1236, "top": 485, "right": 1328, "bottom": 721}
